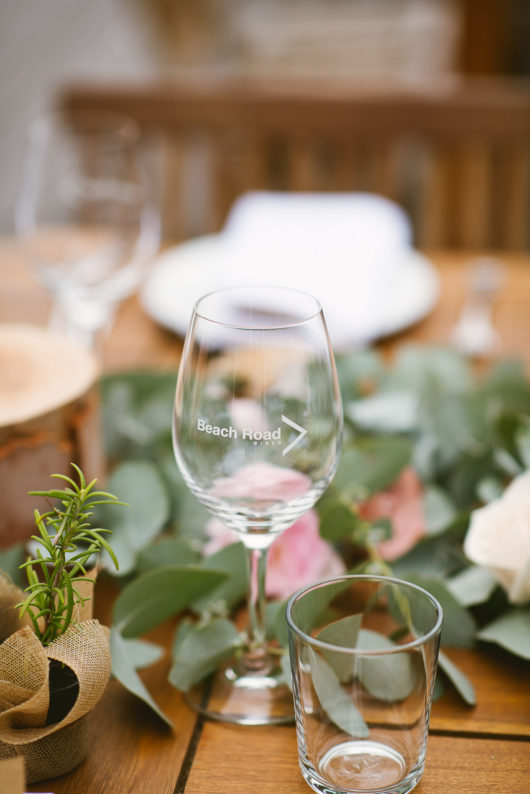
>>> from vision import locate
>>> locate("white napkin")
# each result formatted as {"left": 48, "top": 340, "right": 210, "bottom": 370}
{"left": 219, "top": 191, "right": 412, "bottom": 346}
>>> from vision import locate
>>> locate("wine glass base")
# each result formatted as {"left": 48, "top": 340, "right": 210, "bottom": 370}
{"left": 185, "top": 656, "right": 294, "bottom": 726}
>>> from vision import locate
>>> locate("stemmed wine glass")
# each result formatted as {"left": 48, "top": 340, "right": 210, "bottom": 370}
{"left": 172, "top": 285, "right": 343, "bottom": 724}
{"left": 15, "top": 109, "right": 160, "bottom": 349}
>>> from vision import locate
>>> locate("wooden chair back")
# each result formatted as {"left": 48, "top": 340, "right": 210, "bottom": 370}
{"left": 59, "top": 77, "right": 530, "bottom": 248}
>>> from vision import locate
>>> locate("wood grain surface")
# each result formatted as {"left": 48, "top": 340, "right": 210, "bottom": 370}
{"left": 185, "top": 724, "right": 530, "bottom": 794}
{"left": 430, "top": 646, "right": 530, "bottom": 737}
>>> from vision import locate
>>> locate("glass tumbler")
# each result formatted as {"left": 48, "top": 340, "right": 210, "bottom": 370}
{"left": 286, "top": 575, "right": 443, "bottom": 794}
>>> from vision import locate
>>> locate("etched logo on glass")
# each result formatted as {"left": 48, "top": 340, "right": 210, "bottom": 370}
{"left": 196, "top": 414, "right": 307, "bottom": 455}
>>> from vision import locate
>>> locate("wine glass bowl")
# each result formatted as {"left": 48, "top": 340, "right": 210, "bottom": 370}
{"left": 15, "top": 110, "right": 160, "bottom": 347}
{"left": 172, "top": 285, "right": 343, "bottom": 724}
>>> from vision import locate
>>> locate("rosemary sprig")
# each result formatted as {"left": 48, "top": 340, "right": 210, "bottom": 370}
{"left": 17, "top": 463, "right": 122, "bottom": 645}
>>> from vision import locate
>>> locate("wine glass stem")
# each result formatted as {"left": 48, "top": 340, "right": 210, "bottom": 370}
{"left": 242, "top": 543, "right": 270, "bottom": 672}
{"left": 51, "top": 295, "right": 112, "bottom": 352}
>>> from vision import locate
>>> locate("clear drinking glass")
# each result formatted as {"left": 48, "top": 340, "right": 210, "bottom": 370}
{"left": 172, "top": 286, "right": 343, "bottom": 724}
{"left": 286, "top": 575, "right": 443, "bottom": 794}
{"left": 15, "top": 110, "right": 160, "bottom": 348}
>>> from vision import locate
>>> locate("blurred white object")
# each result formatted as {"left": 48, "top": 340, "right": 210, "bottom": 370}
{"left": 450, "top": 258, "right": 504, "bottom": 357}
{"left": 141, "top": 191, "right": 439, "bottom": 350}
{"left": 224, "top": 191, "right": 411, "bottom": 255}
{"left": 235, "top": 0, "right": 461, "bottom": 81}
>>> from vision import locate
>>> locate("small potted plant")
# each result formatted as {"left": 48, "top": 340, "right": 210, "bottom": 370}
{"left": 0, "top": 464, "right": 121, "bottom": 783}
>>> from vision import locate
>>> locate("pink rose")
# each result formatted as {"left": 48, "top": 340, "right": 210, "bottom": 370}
{"left": 266, "top": 510, "right": 345, "bottom": 599}
{"left": 204, "top": 510, "right": 345, "bottom": 600}
{"left": 358, "top": 467, "right": 426, "bottom": 561}
{"left": 210, "top": 462, "right": 310, "bottom": 502}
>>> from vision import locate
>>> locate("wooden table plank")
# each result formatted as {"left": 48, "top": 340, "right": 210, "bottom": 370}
{"left": 28, "top": 672, "right": 192, "bottom": 794}
{"left": 186, "top": 723, "right": 530, "bottom": 794}
{"left": 24, "top": 641, "right": 530, "bottom": 794}
{"left": 430, "top": 646, "right": 530, "bottom": 738}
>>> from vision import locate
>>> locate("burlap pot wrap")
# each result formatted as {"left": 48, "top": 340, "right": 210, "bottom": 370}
{"left": 0, "top": 574, "right": 111, "bottom": 782}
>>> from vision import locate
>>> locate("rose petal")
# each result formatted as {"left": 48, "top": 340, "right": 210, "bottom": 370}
{"left": 203, "top": 510, "right": 345, "bottom": 601}
{"left": 464, "top": 469, "right": 530, "bottom": 604}
{"left": 359, "top": 467, "right": 426, "bottom": 561}
{"left": 210, "top": 462, "right": 310, "bottom": 502}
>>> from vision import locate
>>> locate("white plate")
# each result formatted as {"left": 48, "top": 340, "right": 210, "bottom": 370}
{"left": 140, "top": 235, "right": 440, "bottom": 351}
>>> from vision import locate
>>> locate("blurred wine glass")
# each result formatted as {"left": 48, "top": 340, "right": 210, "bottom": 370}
{"left": 15, "top": 110, "right": 160, "bottom": 348}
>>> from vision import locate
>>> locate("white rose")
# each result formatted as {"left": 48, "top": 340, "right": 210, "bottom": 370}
{"left": 464, "top": 470, "right": 530, "bottom": 604}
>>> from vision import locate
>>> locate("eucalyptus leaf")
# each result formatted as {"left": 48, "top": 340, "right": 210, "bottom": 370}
{"left": 476, "top": 476, "right": 504, "bottom": 504}
{"left": 391, "top": 346, "right": 473, "bottom": 393}
{"left": 265, "top": 599, "right": 288, "bottom": 645}
{"left": 281, "top": 651, "right": 292, "bottom": 690}
{"left": 273, "top": 599, "right": 290, "bottom": 648}
{"left": 392, "top": 533, "right": 466, "bottom": 580}
{"left": 493, "top": 448, "right": 523, "bottom": 478}
{"left": 346, "top": 391, "right": 419, "bottom": 434}
{"left": 110, "top": 627, "right": 172, "bottom": 727}
{"left": 418, "top": 391, "right": 478, "bottom": 472}
{"left": 103, "top": 533, "right": 137, "bottom": 578}
{"left": 120, "top": 638, "right": 165, "bottom": 670}
{"left": 481, "top": 358, "right": 530, "bottom": 413}
{"left": 356, "top": 629, "right": 419, "bottom": 702}
{"left": 403, "top": 574, "right": 476, "bottom": 649}
{"left": 290, "top": 580, "right": 351, "bottom": 636}
{"left": 319, "top": 502, "right": 361, "bottom": 543}
{"left": 446, "top": 566, "right": 497, "bottom": 607}
{"left": 423, "top": 486, "right": 457, "bottom": 535}
{"left": 101, "top": 370, "right": 176, "bottom": 460}
{"left": 316, "top": 614, "right": 362, "bottom": 682}
{"left": 477, "top": 607, "right": 530, "bottom": 660}
{"left": 432, "top": 673, "right": 446, "bottom": 702}
{"left": 446, "top": 452, "right": 496, "bottom": 510}
{"left": 368, "top": 517, "right": 392, "bottom": 542}
{"left": 437, "top": 650, "right": 476, "bottom": 706}
{"left": 172, "top": 617, "right": 194, "bottom": 657}
{"left": 195, "top": 542, "right": 248, "bottom": 612}
{"left": 335, "top": 349, "right": 385, "bottom": 400}
{"left": 160, "top": 457, "right": 212, "bottom": 539}
{"left": 333, "top": 437, "right": 412, "bottom": 497}
{"left": 113, "top": 565, "right": 227, "bottom": 637}
{"left": 98, "top": 461, "right": 170, "bottom": 575}
{"left": 515, "top": 420, "right": 530, "bottom": 468}
{"left": 137, "top": 538, "right": 199, "bottom": 574}
{"left": 0, "top": 545, "right": 24, "bottom": 587}
{"left": 169, "top": 618, "right": 241, "bottom": 691}
{"left": 307, "top": 647, "right": 369, "bottom": 738}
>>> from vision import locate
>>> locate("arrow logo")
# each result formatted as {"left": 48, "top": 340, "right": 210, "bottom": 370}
{"left": 281, "top": 415, "right": 308, "bottom": 456}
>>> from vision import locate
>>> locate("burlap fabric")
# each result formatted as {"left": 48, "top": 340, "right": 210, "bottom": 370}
{"left": 0, "top": 755, "right": 25, "bottom": 794}
{"left": 0, "top": 573, "right": 111, "bottom": 783}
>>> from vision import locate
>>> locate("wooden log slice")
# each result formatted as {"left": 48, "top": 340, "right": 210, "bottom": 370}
{"left": 0, "top": 324, "right": 103, "bottom": 548}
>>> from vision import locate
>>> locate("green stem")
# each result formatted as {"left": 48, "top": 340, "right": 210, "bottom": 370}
{"left": 43, "top": 495, "right": 81, "bottom": 641}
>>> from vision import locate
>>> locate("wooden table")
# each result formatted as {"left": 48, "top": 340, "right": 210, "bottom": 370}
{"left": 1, "top": 241, "right": 529, "bottom": 792}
